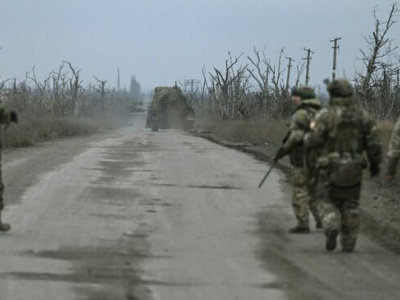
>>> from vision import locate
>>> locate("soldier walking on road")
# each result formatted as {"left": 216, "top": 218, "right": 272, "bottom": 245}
{"left": 386, "top": 116, "right": 400, "bottom": 180}
{"left": 304, "top": 79, "right": 382, "bottom": 252}
{"left": 274, "top": 86, "right": 322, "bottom": 234}
{"left": 0, "top": 106, "right": 18, "bottom": 232}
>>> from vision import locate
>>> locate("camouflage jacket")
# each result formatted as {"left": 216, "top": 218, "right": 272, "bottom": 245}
{"left": 387, "top": 116, "right": 400, "bottom": 176}
{"left": 0, "top": 105, "right": 12, "bottom": 148}
{"left": 304, "top": 96, "right": 382, "bottom": 172}
{"left": 0, "top": 105, "right": 11, "bottom": 124}
{"left": 281, "top": 98, "right": 321, "bottom": 167}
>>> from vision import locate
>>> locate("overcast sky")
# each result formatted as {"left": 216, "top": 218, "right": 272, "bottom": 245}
{"left": 1, "top": 0, "right": 399, "bottom": 92}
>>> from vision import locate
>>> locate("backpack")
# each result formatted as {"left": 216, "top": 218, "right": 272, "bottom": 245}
{"left": 326, "top": 106, "right": 367, "bottom": 189}
{"left": 289, "top": 106, "right": 319, "bottom": 167}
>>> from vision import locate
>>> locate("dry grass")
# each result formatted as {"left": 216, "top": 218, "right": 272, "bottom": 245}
{"left": 203, "top": 119, "right": 395, "bottom": 153}
{"left": 2, "top": 116, "right": 126, "bottom": 148}
{"left": 203, "top": 119, "right": 289, "bottom": 146}
{"left": 0, "top": 61, "right": 141, "bottom": 149}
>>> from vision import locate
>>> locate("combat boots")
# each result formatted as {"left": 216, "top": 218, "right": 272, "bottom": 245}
{"left": 289, "top": 226, "right": 310, "bottom": 234}
{"left": 0, "top": 213, "right": 11, "bottom": 232}
{"left": 325, "top": 229, "right": 339, "bottom": 251}
{"left": 0, "top": 223, "right": 11, "bottom": 232}
{"left": 341, "top": 239, "right": 356, "bottom": 253}
{"left": 342, "top": 245, "right": 355, "bottom": 253}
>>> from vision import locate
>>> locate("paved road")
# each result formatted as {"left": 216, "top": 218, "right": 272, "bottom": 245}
{"left": 0, "top": 115, "right": 399, "bottom": 300}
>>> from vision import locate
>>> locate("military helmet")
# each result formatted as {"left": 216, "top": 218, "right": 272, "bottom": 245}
{"left": 327, "top": 79, "right": 353, "bottom": 97}
{"left": 291, "top": 86, "right": 315, "bottom": 100}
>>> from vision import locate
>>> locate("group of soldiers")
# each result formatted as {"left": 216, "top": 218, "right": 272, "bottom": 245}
{"left": 275, "top": 78, "right": 386, "bottom": 253}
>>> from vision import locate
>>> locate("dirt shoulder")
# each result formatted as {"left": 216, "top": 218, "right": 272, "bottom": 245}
{"left": 194, "top": 130, "right": 400, "bottom": 254}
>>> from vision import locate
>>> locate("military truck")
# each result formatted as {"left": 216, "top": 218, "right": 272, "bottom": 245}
{"left": 146, "top": 86, "right": 195, "bottom": 131}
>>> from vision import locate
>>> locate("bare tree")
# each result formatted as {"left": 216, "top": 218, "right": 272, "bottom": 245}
{"left": 230, "top": 65, "right": 251, "bottom": 118}
{"left": 94, "top": 76, "right": 107, "bottom": 113}
{"left": 209, "top": 52, "right": 244, "bottom": 118}
{"left": 181, "top": 79, "right": 200, "bottom": 109}
{"left": 294, "top": 61, "right": 306, "bottom": 87}
{"left": 0, "top": 78, "right": 13, "bottom": 91}
{"left": 51, "top": 63, "right": 71, "bottom": 116}
{"left": 268, "top": 47, "right": 286, "bottom": 95}
{"left": 227, "top": 52, "right": 248, "bottom": 118}
{"left": 201, "top": 66, "right": 209, "bottom": 108}
{"left": 247, "top": 47, "right": 270, "bottom": 118}
{"left": 358, "top": 3, "right": 399, "bottom": 100}
{"left": 263, "top": 47, "right": 291, "bottom": 116}
{"left": 27, "top": 67, "right": 54, "bottom": 116}
{"left": 63, "top": 61, "right": 82, "bottom": 117}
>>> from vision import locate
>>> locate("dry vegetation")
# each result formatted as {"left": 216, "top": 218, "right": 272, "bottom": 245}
{"left": 185, "top": 4, "right": 400, "bottom": 123}
{"left": 0, "top": 61, "right": 142, "bottom": 148}
{"left": 185, "top": 3, "right": 400, "bottom": 165}
{"left": 200, "top": 119, "right": 393, "bottom": 153}
{"left": 201, "top": 119, "right": 287, "bottom": 147}
{"left": 2, "top": 117, "right": 120, "bottom": 148}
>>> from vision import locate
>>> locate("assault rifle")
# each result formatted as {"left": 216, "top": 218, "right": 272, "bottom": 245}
{"left": 258, "top": 159, "right": 278, "bottom": 188}
{"left": 258, "top": 130, "right": 291, "bottom": 188}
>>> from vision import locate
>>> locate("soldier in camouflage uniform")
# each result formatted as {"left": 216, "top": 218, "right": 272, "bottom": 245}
{"left": 304, "top": 79, "right": 381, "bottom": 252}
{"left": 386, "top": 116, "right": 400, "bottom": 180}
{"left": 0, "top": 106, "right": 18, "bottom": 232}
{"left": 275, "top": 86, "right": 322, "bottom": 234}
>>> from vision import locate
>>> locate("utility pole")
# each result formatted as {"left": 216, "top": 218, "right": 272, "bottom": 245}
{"left": 117, "top": 68, "right": 120, "bottom": 91}
{"left": 330, "top": 37, "right": 341, "bottom": 80}
{"left": 303, "top": 48, "right": 314, "bottom": 85}
{"left": 184, "top": 79, "right": 200, "bottom": 94}
{"left": 286, "top": 57, "right": 295, "bottom": 92}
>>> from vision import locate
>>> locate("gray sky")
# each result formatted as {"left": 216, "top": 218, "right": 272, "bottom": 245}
{"left": 1, "top": 0, "right": 399, "bottom": 92}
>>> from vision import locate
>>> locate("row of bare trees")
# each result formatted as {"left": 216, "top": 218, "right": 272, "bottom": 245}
{"left": 187, "top": 48, "right": 305, "bottom": 120}
{"left": 184, "top": 3, "right": 400, "bottom": 121}
{"left": 0, "top": 61, "right": 141, "bottom": 120}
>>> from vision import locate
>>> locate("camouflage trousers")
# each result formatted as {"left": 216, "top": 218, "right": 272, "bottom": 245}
{"left": 317, "top": 169, "right": 361, "bottom": 250}
{"left": 0, "top": 155, "right": 3, "bottom": 212}
{"left": 292, "top": 167, "right": 321, "bottom": 228}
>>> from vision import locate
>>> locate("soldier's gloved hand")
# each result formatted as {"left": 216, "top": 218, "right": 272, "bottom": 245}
{"left": 10, "top": 111, "right": 18, "bottom": 123}
{"left": 370, "top": 165, "right": 380, "bottom": 178}
{"left": 275, "top": 147, "right": 286, "bottom": 161}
